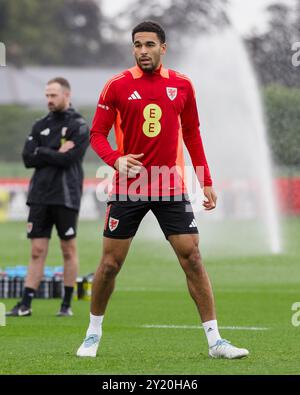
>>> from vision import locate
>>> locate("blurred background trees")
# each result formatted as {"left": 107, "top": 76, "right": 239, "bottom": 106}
{"left": 0, "top": 0, "right": 229, "bottom": 67}
{"left": 245, "top": 1, "right": 300, "bottom": 172}
{"left": 245, "top": 3, "right": 298, "bottom": 88}
{"left": 0, "top": 0, "right": 105, "bottom": 66}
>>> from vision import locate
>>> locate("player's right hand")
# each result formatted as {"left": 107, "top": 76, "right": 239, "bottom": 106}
{"left": 202, "top": 186, "right": 217, "bottom": 211}
{"left": 114, "top": 153, "right": 144, "bottom": 177}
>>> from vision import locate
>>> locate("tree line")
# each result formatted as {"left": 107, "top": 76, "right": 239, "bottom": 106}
{"left": 0, "top": 0, "right": 228, "bottom": 67}
{"left": 1, "top": 0, "right": 298, "bottom": 88}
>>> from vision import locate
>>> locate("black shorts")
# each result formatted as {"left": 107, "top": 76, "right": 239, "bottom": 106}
{"left": 103, "top": 196, "right": 199, "bottom": 240}
{"left": 27, "top": 205, "right": 78, "bottom": 240}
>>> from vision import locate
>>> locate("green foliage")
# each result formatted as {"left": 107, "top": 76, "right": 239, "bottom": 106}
{"left": 245, "top": 3, "right": 300, "bottom": 87}
{"left": 264, "top": 85, "right": 300, "bottom": 167}
{"left": 0, "top": 0, "right": 229, "bottom": 67}
{"left": 0, "top": 105, "right": 44, "bottom": 162}
{"left": 0, "top": 0, "right": 104, "bottom": 66}
{"left": 0, "top": 105, "right": 109, "bottom": 164}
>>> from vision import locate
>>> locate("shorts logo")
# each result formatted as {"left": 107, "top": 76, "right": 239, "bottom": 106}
{"left": 189, "top": 219, "right": 197, "bottom": 228}
{"left": 166, "top": 87, "right": 177, "bottom": 101}
{"left": 27, "top": 222, "right": 33, "bottom": 233}
{"left": 109, "top": 217, "right": 119, "bottom": 232}
{"left": 65, "top": 227, "right": 75, "bottom": 236}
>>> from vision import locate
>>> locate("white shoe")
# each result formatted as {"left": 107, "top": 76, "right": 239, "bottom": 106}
{"left": 76, "top": 334, "right": 101, "bottom": 357}
{"left": 209, "top": 339, "right": 249, "bottom": 359}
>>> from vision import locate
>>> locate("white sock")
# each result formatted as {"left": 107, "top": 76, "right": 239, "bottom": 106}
{"left": 202, "top": 319, "right": 221, "bottom": 348}
{"left": 86, "top": 313, "right": 104, "bottom": 338}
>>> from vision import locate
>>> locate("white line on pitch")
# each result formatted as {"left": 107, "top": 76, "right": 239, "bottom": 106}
{"left": 140, "top": 325, "right": 269, "bottom": 331}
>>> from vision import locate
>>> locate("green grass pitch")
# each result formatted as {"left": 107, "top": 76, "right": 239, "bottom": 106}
{"left": 1, "top": 218, "right": 300, "bottom": 374}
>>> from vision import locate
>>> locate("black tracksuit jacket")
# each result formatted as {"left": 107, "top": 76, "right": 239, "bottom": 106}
{"left": 22, "top": 107, "right": 89, "bottom": 211}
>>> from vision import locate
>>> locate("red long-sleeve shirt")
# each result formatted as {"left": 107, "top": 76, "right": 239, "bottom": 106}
{"left": 90, "top": 64, "right": 212, "bottom": 197}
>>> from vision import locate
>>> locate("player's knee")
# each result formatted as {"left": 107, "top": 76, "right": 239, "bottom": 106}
{"left": 61, "top": 240, "right": 76, "bottom": 261}
{"left": 100, "top": 258, "right": 122, "bottom": 279}
{"left": 31, "top": 245, "right": 47, "bottom": 261}
{"left": 61, "top": 247, "right": 75, "bottom": 262}
{"left": 184, "top": 246, "right": 202, "bottom": 273}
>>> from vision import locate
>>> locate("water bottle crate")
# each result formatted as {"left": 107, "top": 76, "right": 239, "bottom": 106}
{"left": 0, "top": 270, "right": 94, "bottom": 300}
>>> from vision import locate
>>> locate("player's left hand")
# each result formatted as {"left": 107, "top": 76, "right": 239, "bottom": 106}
{"left": 59, "top": 140, "right": 75, "bottom": 153}
{"left": 203, "top": 186, "right": 217, "bottom": 211}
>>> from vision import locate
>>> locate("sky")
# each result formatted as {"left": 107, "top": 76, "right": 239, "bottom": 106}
{"left": 101, "top": 0, "right": 296, "bottom": 36}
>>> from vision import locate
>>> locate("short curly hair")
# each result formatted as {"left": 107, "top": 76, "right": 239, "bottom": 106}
{"left": 132, "top": 21, "right": 166, "bottom": 44}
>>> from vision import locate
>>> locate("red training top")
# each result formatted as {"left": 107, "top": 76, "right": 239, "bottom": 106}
{"left": 90, "top": 64, "right": 212, "bottom": 198}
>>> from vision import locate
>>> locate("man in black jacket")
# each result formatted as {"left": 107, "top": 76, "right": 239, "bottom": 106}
{"left": 6, "top": 77, "right": 89, "bottom": 317}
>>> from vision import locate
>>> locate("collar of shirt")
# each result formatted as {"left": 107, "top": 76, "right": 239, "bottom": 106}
{"left": 135, "top": 63, "right": 164, "bottom": 78}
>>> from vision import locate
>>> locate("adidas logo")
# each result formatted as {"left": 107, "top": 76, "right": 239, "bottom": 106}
{"left": 65, "top": 227, "right": 75, "bottom": 236}
{"left": 207, "top": 327, "right": 214, "bottom": 333}
{"left": 128, "top": 91, "right": 142, "bottom": 100}
{"left": 189, "top": 219, "right": 197, "bottom": 228}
